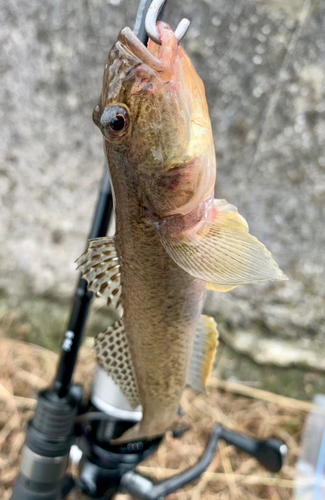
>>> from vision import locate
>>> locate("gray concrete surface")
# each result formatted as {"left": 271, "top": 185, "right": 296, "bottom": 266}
{"left": 1, "top": 0, "right": 325, "bottom": 371}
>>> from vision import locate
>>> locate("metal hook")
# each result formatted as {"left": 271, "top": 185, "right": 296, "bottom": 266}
{"left": 145, "top": 0, "right": 190, "bottom": 45}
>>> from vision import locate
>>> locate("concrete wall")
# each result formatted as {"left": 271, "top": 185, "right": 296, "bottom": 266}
{"left": 1, "top": 0, "right": 325, "bottom": 367}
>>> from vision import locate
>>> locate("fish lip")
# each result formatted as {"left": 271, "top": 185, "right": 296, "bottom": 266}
{"left": 118, "top": 27, "right": 164, "bottom": 72}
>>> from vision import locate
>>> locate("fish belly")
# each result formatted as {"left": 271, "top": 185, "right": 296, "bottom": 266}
{"left": 115, "top": 216, "right": 206, "bottom": 442}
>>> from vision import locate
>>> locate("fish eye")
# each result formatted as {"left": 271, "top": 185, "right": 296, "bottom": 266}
{"left": 100, "top": 105, "right": 130, "bottom": 140}
{"left": 109, "top": 114, "right": 125, "bottom": 132}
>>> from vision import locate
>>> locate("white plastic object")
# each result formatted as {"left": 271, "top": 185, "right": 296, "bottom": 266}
{"left": 91, "top": 366, "right": 142, "bottom": 421}
{"left": 295, "top": 395, "right": 325, "bottom": 499}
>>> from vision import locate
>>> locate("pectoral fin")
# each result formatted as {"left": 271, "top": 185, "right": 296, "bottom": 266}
{"left": 187, "top": 315, "right": 218, "bottom": 391}
{"left": 212, "top": 199, "right": 249, "bottom": 231}
{"left": 75, "top": 237, "right": 122, "bottom": 310}
{"left": 94, "top": 320, "right": 140, "bottom": 409}
{"left": 161, "top": 200, "right": 287, "bottom": 288}
{"left": 206, "top": 283, "right": 238, "bottom": 292}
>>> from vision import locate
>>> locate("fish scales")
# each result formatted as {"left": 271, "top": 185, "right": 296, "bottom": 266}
{"left": 77, "top": 21, "right": 287, "bottom": 443}
{"left": 114, "top": 180, "right": 205, "bottom": 438}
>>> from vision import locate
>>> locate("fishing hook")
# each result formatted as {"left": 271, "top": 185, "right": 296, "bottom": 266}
{"left": 145, "top": 0, "right": 190, "bottom": 45}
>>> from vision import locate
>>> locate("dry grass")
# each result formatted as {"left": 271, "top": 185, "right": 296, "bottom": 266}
{"left": 135, "top": 387, "right": 304, "bottom": 500}
{"left": 0, "top": 313, "right": 307, "bottom": 500}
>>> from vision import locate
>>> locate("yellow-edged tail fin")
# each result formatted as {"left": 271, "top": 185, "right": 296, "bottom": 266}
{"left": 187, "top": 315, "right": 218, "bottom": 391}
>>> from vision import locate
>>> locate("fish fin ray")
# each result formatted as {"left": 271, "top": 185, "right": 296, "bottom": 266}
{"left": 160, "top": 200, "right": 287, "bottom": 287}
{"left": 75, "top": 237, "right": 122, "bottom": 311}
{"left": 212, "top": 199, "right": 249, "bottom": 231}
{"left": 187, "top": 315, "right": 218, "bottom": 391}
{"left": 94, "top": 320, "right": 140, "bottom": 409}
{"left": 206, "top": 283, "right": 238, "bottom": 292}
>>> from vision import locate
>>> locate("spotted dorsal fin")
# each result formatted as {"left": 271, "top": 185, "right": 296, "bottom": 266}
{"left": 75, "top": 237, "right": 122, "bottom": 311}
{"left": 94, "top": 319, "right": 140, "bottom": 409}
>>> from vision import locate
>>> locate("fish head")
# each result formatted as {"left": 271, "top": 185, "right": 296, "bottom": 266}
{"left": 94, "top": 22, "right": 216, "bottom": 219}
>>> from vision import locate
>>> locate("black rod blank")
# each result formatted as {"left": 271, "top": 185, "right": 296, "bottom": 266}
{"left": 53, "top": 0, "right": 154, "bottom": 398}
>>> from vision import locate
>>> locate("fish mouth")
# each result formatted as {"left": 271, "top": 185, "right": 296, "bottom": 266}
{"left": 117, "top": 23, "right": 177, "bottom": 80}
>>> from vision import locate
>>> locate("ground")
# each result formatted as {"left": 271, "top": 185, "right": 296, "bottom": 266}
{"left": 0, "top": 332, "right": 306, "bottom": 500}
{"left": 1, "top": 0, "right": 325, "bottom": 376}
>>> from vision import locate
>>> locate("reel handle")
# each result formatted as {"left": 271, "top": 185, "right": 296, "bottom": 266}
{"left": 219, "top": 427, "right": 287, "bottom": 473}
{"left": 120, "top": 425, "right": 287, "bottom": 500}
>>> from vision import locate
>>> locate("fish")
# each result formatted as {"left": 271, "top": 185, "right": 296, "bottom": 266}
{"left": 76, "top": 21, "right": 287, "bottom": 443}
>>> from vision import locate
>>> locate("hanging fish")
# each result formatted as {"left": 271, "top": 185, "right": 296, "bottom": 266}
{"left": 76, "top": 19, "right": 287, "bottom": 443}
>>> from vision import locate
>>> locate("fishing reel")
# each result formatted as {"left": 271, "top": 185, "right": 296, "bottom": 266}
{"left": 81, "top": 372, "right": 287, "bottom": 500}
{"left": 11, "top": 367, "right": 287, "bottom": 500}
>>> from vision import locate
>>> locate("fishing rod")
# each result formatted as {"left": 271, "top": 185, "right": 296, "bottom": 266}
{"left": 10, "top": 1, "right": 287, "bottom": 499}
